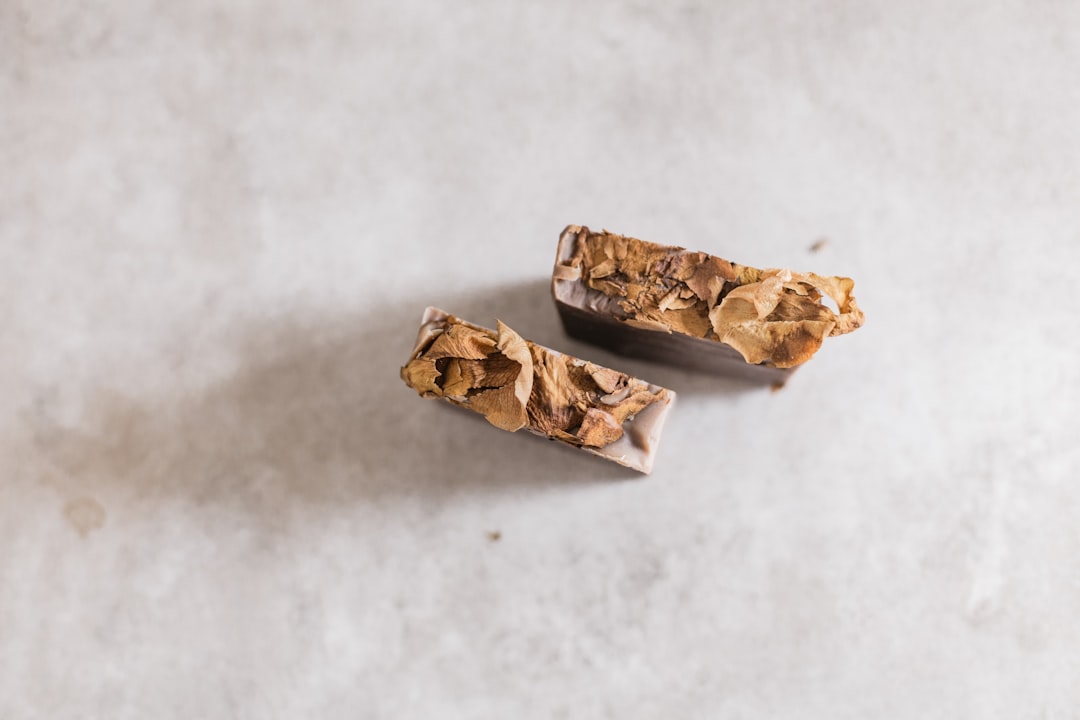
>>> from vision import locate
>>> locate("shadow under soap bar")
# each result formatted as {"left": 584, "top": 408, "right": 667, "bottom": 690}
{"left": 400, "top": 307, "right": 675, "bottom": 474}
{"left": 551, "top": 225, "right": 865, "bottom": 385}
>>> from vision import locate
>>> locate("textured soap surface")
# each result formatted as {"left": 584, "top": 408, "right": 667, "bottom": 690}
{"left": 401, "top": 308, "right": 675, "bottom": 473}
{"left": 552, "top": 225, "right": 864, "bottom": 382}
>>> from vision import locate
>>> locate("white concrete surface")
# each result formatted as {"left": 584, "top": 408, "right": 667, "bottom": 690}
{"left": 2, "top": 1, "right": 1079, "bottom": 717}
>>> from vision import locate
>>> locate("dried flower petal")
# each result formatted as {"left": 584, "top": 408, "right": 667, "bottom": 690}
{"left": 588, "top": 366, "right": 624, "bottom": 394}
{"left": 496, "top": 320, "right": 533, "bottom": 410}
{"left": 468, "top": 384, "right": 528, "bottom": 431}
{"left": 576, "top": 408, "right": 624, "bottom": 447}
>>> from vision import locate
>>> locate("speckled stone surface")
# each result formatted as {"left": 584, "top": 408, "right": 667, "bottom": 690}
{"left": 2, "top": 2, "right": 1079, "bottom": 717}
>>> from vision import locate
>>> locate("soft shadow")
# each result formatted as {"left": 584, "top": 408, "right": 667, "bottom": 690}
{"left": 24, "top": 278, "right": 763, "bottom": 517}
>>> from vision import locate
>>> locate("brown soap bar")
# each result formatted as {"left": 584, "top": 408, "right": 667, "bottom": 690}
{"left": 400, "top": 307, "right": 676, "bottom": 473}
{"left": 551, "top": 225, "right": 865, "bottom": 384}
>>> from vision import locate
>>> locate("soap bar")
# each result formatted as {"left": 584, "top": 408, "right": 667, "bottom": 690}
{"left": 400, "top": 307, "right": 675, "bottom": 473}
{"left": 551, "top": 225, "right": 864, "bottom": 384}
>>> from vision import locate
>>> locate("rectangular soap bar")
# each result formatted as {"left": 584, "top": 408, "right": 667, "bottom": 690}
{"left": 400, "top": 307, "right": 675, "bottom": 473}
{"left": 551, "top": 225, "right": 864, "bottom": 384}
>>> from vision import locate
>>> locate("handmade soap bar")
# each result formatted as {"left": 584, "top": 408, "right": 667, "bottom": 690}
{"left": 551, "top": 225, "right": 864, "bottom": 384}
{"left": 400, "top": 307, "right": 675, "bottom": 473}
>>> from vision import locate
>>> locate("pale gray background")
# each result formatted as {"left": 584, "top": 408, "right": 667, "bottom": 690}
{"left": 2, "top": 1, "right": 1079, "bottom": 718}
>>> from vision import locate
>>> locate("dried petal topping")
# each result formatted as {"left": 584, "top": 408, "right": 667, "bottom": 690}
{"left": 401, "top": 312, "right": 671, "bottom": 450}
{"left": 560, "top": 226, "right": 864, "bottom": 368}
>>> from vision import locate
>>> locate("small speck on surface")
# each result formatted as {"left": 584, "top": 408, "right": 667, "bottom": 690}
{"left": 63, "top": 497, "right": 107, "bottom": 538}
